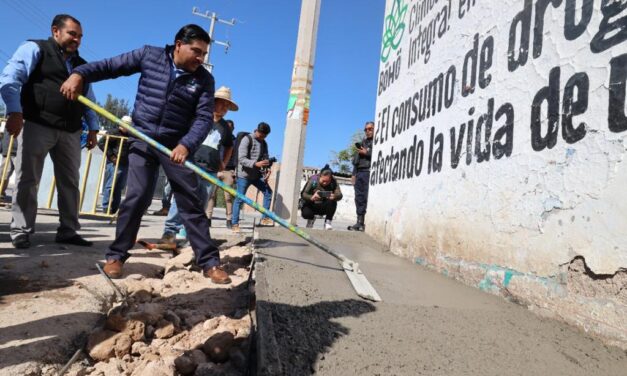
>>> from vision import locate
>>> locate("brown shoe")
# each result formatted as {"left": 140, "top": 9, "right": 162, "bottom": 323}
{"left": 260, "top": 218, "right": 274, "bottom": 227}
{"left": 103, "top": 259, "right": 123, "bottom": 279}
{"left": 204, "top": 266, "right": 231, "bottom": 284}
{"left": 231, "top": 224, "right": 240, "bottom": 233}
{"left": 152, "top": 207, "right": 169, "bottom": 216}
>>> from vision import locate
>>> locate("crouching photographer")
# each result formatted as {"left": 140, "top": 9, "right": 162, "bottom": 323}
{"left": 300, "top": 165, "right": 342, "bottom": 230}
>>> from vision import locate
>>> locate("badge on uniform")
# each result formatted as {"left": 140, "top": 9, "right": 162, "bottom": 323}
{"left": 186, "top": 79, "right": 198, "bottom": 93}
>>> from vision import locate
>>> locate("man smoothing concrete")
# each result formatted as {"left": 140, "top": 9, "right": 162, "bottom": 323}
{"left": 60, "top": 24, "right": 230, "bottom": 284}
{"left": 0, "top": 14, "right": 99, "bottom": 249}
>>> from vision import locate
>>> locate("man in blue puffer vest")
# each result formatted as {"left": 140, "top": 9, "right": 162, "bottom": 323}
{"left": 60, "top": 24, "right": 230, "bottom": 284}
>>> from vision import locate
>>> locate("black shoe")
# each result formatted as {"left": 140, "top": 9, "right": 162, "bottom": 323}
{"left": 226, "top": 220, "right": 232, "bottom": 229}
{"left": 348, "top": 215, "right": 365, "bottom": 231}
{"left": 12, "top": 235, "right": 31, "bottom": 249}
{"left": 207, "top": 219, "right": 212, "bottom": 227}
{"left": 55, "top": 234, "right": 93, "bottom": 246}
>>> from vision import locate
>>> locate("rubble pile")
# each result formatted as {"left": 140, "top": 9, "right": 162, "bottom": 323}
{"left": 67, "top": 244, "right": 254, "bottom": 376}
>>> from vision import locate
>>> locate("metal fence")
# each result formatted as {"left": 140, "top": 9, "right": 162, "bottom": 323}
{"left": 0, "top": 132, "right": 129, "bottom": 220}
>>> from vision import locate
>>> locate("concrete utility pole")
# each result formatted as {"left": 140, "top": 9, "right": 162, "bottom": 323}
{"left": 275, "top": 0, "right": 321, "bottom": 224}
{"left": 192, "top": 7, "right": 235, "bottom": 72}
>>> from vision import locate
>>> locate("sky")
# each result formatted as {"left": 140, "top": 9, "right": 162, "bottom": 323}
{"left": 0, "top": 0, "right": 385, "bottom": 168}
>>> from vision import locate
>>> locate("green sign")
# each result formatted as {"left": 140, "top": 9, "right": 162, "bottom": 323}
{"left": 381, "top": 0, "right": 408, "bottom": 63}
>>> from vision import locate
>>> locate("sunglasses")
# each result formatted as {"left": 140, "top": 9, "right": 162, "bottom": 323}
{"left": 364, "top": 127, "right": 374, "bottom": 131}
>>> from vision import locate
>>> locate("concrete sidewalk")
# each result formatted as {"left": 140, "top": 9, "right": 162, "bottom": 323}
{"left": 253, "top": 228, "right": 627, "bottom": 376}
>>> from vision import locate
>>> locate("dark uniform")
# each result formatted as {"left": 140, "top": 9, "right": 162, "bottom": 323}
{"left": 349, "top": 137, "right": 372, "bottom": 231}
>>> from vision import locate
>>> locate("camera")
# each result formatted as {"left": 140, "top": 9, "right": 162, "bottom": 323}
{"left": 268, "top": 157, "right": 277, "bottom": 163}
{"left": 354, "top": 142, "right": 362, "bottom": 149}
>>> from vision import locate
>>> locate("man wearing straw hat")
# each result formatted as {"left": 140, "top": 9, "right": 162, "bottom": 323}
{"left": 60, "top": 24, "right": 230, "bottom": 284}
{"left": 161, "top": 86, "right": 238, "bottom": 241}
{"left": 0, "top": 14, "right": 99, "bottom": 249}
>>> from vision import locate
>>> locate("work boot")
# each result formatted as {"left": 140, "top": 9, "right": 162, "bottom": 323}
{"left": 12, "top": 234, "right": 31, "bottom": 249}
{"left": 103, "top": 259, "right": 123, "bottom": 279}
{"left": 226, "top": 219, "right": 232, "bottom": 229}
{"left": 160, "top": 232, "right": 175, "bottom": 244}
{"left": 259, "top": 217, "right": 274, "bottom": 227}
{"left": 204, "top": 266, "right": 231, "bottom": 284}
{"left": 152, "top": 207, "right": 169, "bottom": 216}
{"left": 306, "top": 218, "right": 315, "bottom": 228}
{"left": 347, "top": 215, "right": 365, "bottom": 231}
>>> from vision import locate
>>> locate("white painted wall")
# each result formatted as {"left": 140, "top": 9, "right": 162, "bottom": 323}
{"left": 370, "top": 0, "right": 627, "bottom": 275}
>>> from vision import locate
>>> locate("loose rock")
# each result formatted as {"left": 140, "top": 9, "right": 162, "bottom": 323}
{"left": 87, "top": 330, "right": 132, "bottom": 361}
{"left": 202, "top": 331, "right": 235, "bottom": 363}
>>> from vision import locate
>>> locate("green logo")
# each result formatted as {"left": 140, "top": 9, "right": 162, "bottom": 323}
{"left": 381, "top": 0, "right": 408, "bottom": 63}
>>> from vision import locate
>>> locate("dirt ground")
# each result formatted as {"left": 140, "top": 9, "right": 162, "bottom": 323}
{"left": 0, "top": 205, "right": 256, "bottom": 376}
{"left": 254, "top": 228, "right": 627, "bottom": 376}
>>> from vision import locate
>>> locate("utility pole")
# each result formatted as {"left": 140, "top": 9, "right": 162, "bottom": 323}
{"left": 192, "top": 7, "right": 235, "bottom": 72}
{"left": 275, "top": 0, "right": 321, "bottom": 224}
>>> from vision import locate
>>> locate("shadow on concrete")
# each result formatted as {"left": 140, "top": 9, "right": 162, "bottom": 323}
{"left": 256, "top": 252, "right": 342, "bottom": 272}
{"left": 257, "top": 299, "right": 376, "bottom": 375}
{"left": 254, "top": 239, "right": 308, "bottom": 248}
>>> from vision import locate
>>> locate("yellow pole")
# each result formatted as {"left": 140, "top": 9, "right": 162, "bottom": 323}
{"left": 78, "top": 149, "right": 93, "bottom": 212}
{"left": 0, "top": 135, "right": 15, "bottom": 196}
{"left": 46, "top": 176, "right": 56, "bottom": 208}
{"left": 91, "top": 135, "right": 109, "bottom": 213}
{"left": 106, "top": 136, "right": 126, "bottom": 215}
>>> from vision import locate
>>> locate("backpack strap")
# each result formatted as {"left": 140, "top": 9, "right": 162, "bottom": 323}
{"left": 245, "top": 134, "right": 253, "bottom": 158}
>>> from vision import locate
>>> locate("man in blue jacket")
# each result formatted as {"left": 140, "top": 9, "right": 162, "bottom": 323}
{"left": 60, "top": 24, "right": 230, "bottom": 284}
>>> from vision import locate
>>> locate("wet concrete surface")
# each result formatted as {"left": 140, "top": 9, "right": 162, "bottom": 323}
{"left": 254, "top": 228, "right": 627, "bottom": 376}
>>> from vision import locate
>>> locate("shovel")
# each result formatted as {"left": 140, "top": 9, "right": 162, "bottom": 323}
{"left": 78, "top": 95, "right": 381, "bottom": 302}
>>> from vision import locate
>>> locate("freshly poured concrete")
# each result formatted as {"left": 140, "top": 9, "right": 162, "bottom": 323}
{"left": 254, "top": 228, "right": 627, "bottom": 376}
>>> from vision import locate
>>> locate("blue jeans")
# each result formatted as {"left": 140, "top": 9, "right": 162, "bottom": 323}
{"left": 232, "top": 177, "right": 272, "bottom": 225}
{"left": 161, "top": 179, "right": 172, "bottom": 208}
{"left": 102, "top": 162, "right": 129, "bottom": 213}
{"left": 163, "top": 172, "right": 217, "bottom": 236}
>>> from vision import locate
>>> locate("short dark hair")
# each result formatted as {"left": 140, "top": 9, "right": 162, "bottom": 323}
{"left": 320, "top": 169, "right": 333, "bottom": 177}
{"left": 175, "top": 24, "right": 211, "bottom": 44}
{"left": 51, "top": 14, "right": 81, "bottom": 29}
{"left": 365, "top": 121, "right": 374, "bottom": 127}
{"left": 257, "top": 122, "right": 271, "bottom": 135}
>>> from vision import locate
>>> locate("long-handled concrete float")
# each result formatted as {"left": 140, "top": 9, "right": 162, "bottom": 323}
{"left": 78, "top": 95, "right": 381, "bottom": 302}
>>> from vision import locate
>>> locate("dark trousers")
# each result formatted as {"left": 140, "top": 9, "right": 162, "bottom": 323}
{"left": 106, "top": 141, "right": 219, "bottom": 270}
{"left": 301, "top": 200, "right": 337, "bottom": 221}
{"left": 354, "top": 170, "right": 370, "bottom": 216}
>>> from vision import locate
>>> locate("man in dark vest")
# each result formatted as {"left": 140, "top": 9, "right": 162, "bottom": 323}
{"left": 0, "top": 14, "right": 99, "bottom": 249}
{"left": 348, "top": 121, "right": 374, "bottom": 231}
{"left": 60, "top": 24, "right": 230, "bottom": 285}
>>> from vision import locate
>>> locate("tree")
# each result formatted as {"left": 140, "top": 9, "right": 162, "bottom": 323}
{"left": 100, "top": 94, "right": 131, "bottom": 131}
{"left": 329, "top": 130, "right": 363, "bottom": 174}
{"left": 0, "top": 99, "right": 6, "bottom": 119}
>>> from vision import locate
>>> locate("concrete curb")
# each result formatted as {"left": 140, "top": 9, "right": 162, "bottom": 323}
{"left": 251, "top": 230, "right": 283, "bottom": 376}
